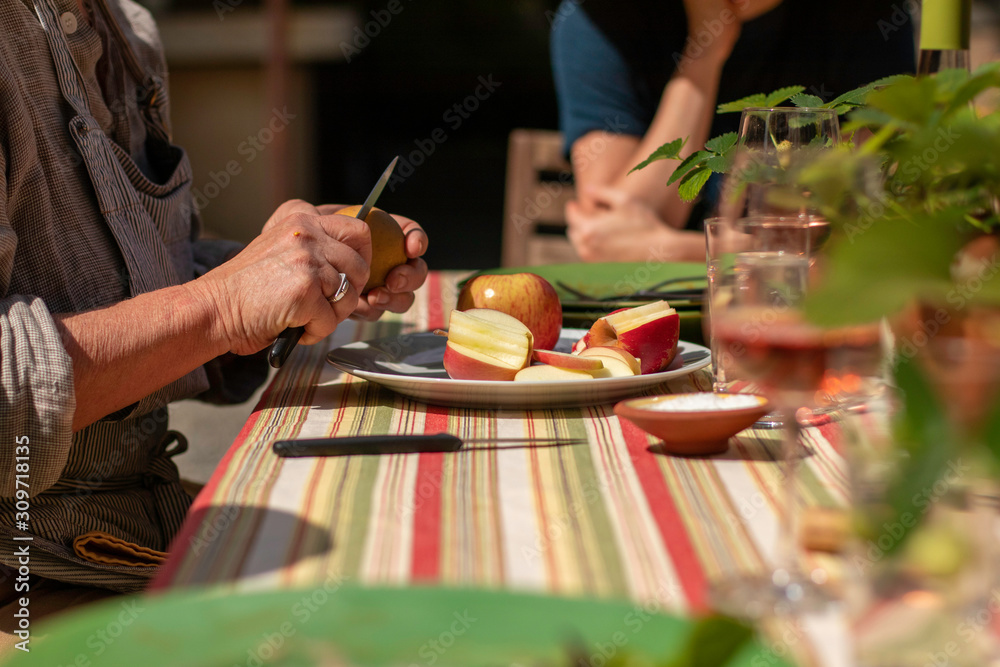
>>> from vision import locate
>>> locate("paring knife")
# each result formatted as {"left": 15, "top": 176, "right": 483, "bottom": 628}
{"left": 268, "top": 157, "right": 400, "bottom": 368}
{"left": 272, "top": 433, "right": 586, "bottom": 457}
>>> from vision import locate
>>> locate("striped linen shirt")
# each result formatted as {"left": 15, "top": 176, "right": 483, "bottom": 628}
{"left": 0, "top": 0, "right": 247, "bottom": 591}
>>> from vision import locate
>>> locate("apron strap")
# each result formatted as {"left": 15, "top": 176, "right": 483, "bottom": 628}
{"left": 32, "top": 0, "right": 182, "bottom": 295}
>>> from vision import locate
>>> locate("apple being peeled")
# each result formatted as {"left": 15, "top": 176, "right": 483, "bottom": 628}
{"left": 457, "top": 273, "right": 562, "bottom": 350}
{"left": 585, "top": 301, "right": 679, "bottom": 374}
{"left": 443, "top": 308, "right": 533, "bottom": 381}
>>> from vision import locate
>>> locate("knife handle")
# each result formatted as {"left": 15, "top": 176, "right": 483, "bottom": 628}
{"left": 272, "top": 434, "right": 464, "bottom": 457}
{"left": 268, "top": 326, "right": 304, "bottom": 369}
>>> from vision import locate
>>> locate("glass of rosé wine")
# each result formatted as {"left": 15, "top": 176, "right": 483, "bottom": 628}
{"left": 707, "top": 215, "right": 882, "bottom": 619}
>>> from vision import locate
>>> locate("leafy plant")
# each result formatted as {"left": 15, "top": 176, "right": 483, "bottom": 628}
{"left": 629, "top": 75, "right": 912, "bottom": 203}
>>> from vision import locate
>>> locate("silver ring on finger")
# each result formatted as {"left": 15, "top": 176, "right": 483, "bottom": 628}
{"left": 329, "top": 272, "right": 350, "bottom": 304}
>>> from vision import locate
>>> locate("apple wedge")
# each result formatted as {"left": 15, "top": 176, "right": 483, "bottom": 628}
{"left": 585, "top": 300, "right": 680, "bottom": 374}
{"left": 443, "top": 308, "right": 533, "bottom": 381}
{"left": 578, "top": 346, "right": 641, "bottom": 377}
{"left": 515, "top": 364, "right": 600, "bottom": 382}
{"left": 532, "top": 348, "right": 604, "bottom": 371}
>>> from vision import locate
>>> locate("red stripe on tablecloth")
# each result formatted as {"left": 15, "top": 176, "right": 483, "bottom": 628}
{"left": 620, "top": 419, "right": 709, "bottom": 612}
{"left": 426, "top": 271, "right": 446, "bottom": 331}
{"left": 410, "top": 406, "right": 449, "bottom": 582}
{"left": 150, "top": 400, "right": 266, "bottom": 590}
{"left": 818, "top": 421, "right": 842, "bottom": 455}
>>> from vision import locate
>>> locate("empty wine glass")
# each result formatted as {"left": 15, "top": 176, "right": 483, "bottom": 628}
{"left": 736, "top": 107, "right": 841, "bottom": 218}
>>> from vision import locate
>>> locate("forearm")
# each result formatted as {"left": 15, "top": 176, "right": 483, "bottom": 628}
{"left": 54, "top": 281, "right": 228, "bottom": 431}
{"left": 621, "top": 54, "right": 727, "bottom": 213}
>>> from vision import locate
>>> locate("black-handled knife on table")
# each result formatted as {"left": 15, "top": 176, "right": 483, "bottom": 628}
{"left": 268, "top": 157, "right": 400, "bottom": 368}
{"left": 272, "top": 433, "right": 587, "bottom": 457}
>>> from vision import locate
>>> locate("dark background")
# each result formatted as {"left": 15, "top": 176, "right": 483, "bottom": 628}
{"left": 312, "top": 1, "right": 562, "bottom": 271}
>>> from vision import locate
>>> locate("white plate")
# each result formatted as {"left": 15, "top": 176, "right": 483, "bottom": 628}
{"left": 326, "top": 328, "right": 712, "bottom": 409}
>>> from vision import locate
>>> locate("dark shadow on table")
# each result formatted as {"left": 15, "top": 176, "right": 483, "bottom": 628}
{"left": 647, "top": 435, "right": 817, "bottom": 462}
{"left": 169, "top": 505, "right": 333, "bottom": 586}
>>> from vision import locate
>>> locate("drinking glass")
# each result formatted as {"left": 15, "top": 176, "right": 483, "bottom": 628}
{"left": 736, "top": 107, "right": 841, "bottom": 218}
{"left": 707, "top": 217, "right": 883, "bottom": 619}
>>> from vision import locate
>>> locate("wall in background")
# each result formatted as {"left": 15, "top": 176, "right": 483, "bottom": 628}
{"left": 155, "top": 0, "right": 563, "bottom": 271}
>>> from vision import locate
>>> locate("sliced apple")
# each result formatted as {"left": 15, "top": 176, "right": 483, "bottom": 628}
{"left": 443, "top": 308, "right": 533, "bottom": 381}
{"left": 514, "top": 364, "right": 598, "bottom": 382}
{"left": 577, "top": 346, "right": 641, "bottom": 377}
{"left": 585, "top": 300, "right": 679, "bottom": 374}
{"left": 532, "top": 348, "right": 604, "bottom": 371}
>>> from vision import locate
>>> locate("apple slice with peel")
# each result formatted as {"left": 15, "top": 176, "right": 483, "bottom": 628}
{"left": 443, "top": 308, "right": 533, "bottom": 381}
{"left": 586, "top": 300, "right": 679, "bottom": 374}
{"left": 578, "top": 346, "right": 641, "bottom": 377}
{"left": 515, "top": 364, "right": 599, "bottom": 382}
{"left": 532, "top": 348, "right": 604, "bottom": 371}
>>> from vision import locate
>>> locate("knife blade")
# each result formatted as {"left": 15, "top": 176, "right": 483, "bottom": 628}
{"left": 272, "top": 433, "right": 586, "bottom": 457}
{"left": 268, "top": 157, "right": 400, "bottom": 369}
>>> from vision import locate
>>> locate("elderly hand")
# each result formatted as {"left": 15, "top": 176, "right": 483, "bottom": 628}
{"left": 314, "top": 204, "right": 429, "bottom": 322}
{"left": 197, "top": 199, "right": 371, "bottom": 355}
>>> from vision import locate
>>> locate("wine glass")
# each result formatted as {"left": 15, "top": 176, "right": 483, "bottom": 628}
{"left": 736, "top": 107, "right": 841, "bottom": 218}
{"left": 707, "top": 217, "right": 883, "bottom": 619}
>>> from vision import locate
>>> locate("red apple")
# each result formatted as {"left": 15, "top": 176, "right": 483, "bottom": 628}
{"left": 577, "top": 346, "right": 641, "bottom": 377}
{"left": 584, "top": 301, "right": 679, "bottom": 374}
{"left": 443, "top": 308, "right": 533, "bottom": 381}
{"left": 532, "top": 348, "right": 604, "bottom": 371}
{"left": 456, "top": 273, "right": 562, "bottom": 350}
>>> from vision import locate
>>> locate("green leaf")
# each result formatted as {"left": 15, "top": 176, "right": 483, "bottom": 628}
{"left": 866, "top": 73, "right": 915, "bottom": 89}
{"left": 677, "top": 166, "right": 712, "bottom": 202}
{"left": 804, "top": 212, "right": 967, "bottom": 326}
{"left": 704, "top": 132, "right": 738, "bottom": 154}
{"left": 705, "top": 155, "right": 731, "bottom": 173}
{"left": 876, "top": 354, "right": 955, "bottom": 557}
{"left": 629, "top": 138, "right": 685, "bottom": 173}
{"left": 716, "top": 93, "right": 767, "bottom": 114}
{"left": 661, "top": 616, "right": 756, "bottom": 667}
{"left": 983, "top": 391, "right": 1000, "bottom": 473}
{"left": 790, "top": 93, "right": 825, "bottom": 108}
{"left": 667, "top": 150, "right": 712, "bottom": 185}
{"left": 764, "top": 85, "right": 806, "bottom": 108}
{"left": 866, "top": 76, "right": 939, "bottom": 128}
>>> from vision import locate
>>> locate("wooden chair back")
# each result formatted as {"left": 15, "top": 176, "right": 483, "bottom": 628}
{"left": 501, "top": 129, "right": 580, "bottom": 267}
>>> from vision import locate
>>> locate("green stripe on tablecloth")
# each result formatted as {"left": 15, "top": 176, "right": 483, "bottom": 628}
{"left": 563, "top": 410, "right": 630, "bottom": 597}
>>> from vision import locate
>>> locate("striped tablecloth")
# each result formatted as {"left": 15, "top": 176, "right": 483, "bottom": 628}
{"left": 151, "top": 271, "right": 851, "bottom": 665}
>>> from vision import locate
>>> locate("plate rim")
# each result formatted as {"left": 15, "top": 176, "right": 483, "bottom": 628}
{"left": 326, "top": 328, "right": 711, "bottom": 390}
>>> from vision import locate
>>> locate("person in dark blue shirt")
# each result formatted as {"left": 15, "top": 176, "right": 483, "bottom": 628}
{"left": 550, "top": 0, "right": 915, "bottom": 262}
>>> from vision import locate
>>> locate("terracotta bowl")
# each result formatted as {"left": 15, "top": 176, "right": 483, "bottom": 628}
{"left": 613, "top": 393, "right": 771, "bottom": 456}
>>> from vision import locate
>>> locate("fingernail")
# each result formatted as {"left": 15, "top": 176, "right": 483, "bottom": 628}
{"left": 375, "top": 289, "right": 390, "bottom": 305}
{"left": 389, "top": 274, "right": 406, "bottom": 291}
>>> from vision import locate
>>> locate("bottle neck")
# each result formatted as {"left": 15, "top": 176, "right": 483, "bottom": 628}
{"left": 917, "top": 48, "right": 971, "bottom": 76}
{"left": 919, "top": 0, "right": 972, "bottom": 51}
